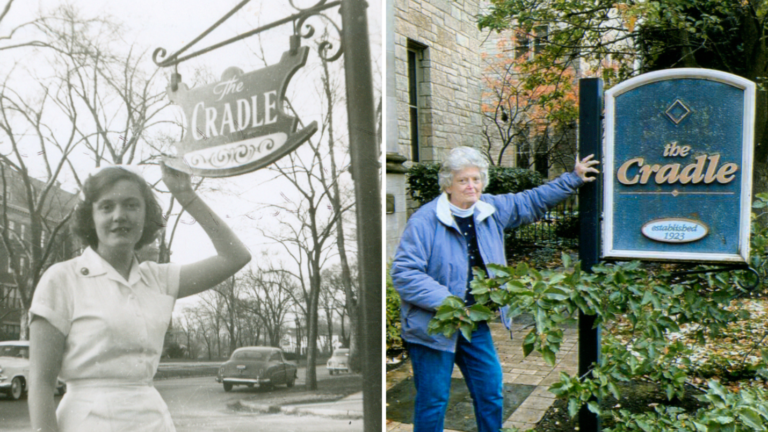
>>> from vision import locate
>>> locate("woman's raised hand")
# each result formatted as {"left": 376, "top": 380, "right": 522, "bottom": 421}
{"left": 160, "top": 162, "right": 194, "bottom": 196}
{"left": 575, "top": 154, "right": 600, "bottom": 182}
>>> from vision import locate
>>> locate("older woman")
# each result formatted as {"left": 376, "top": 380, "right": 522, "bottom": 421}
{"left": 391, "top": 146, "right": 598, "bottom": 432}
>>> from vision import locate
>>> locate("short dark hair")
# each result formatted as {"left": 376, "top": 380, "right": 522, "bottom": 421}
{"left": 72, "top": 167, "right": 164, "bottom": 250}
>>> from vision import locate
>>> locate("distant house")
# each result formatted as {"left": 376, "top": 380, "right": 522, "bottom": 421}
{"left": 0, "top": 165, "right": 79, "bottom": 341}
{"left": 280, "top": 326, "right": 345, "bottom": 356}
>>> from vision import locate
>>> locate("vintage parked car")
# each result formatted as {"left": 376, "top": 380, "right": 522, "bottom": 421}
{"left": 326, "top": 348, "right": 350, "bottom": 375}
{"left": 216, "top": 347, "right": 297, "bottom": 392}
{"left": 0, "top": 340, "right": 66, "bottom": 400}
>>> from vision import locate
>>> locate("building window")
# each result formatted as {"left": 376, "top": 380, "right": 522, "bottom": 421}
{"left": 407, "top": 41, "right": 426, "bottom": 163}
{"left": 517, "top": 143, "right": 530, "bottom": 169}
{"left": 20, "top": 224, "right": 25, "bottom": 240}
{"left": 7, "top": 257, "right": 11, "bottom": 273}
{"left": 19, "top": 257, "right": 25, "bottom": 274}
{"left": 515, "top": 31, "right": 530, "bottom": 60}
{"left": 41, "top": 230, "right": 45, "bottom": 248}
{"left": 535, "top": 151, "right": 549, "bottom": 177}
{"left": 534, "top": 25, "right": 548, "bottom": 56}
{"left": 8, "top": 221, "right": 14, "bottom": 232}
{"left": 516, "top": 26, "right": 548, "bottom": 60}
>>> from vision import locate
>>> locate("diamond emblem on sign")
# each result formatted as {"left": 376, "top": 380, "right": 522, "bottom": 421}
{"left": 665, "top": 99, "right": 691, "bottom": 125}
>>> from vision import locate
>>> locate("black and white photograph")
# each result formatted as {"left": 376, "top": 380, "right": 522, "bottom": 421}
{"left": 0, "top": 0, "right": 381, "bottom": 431}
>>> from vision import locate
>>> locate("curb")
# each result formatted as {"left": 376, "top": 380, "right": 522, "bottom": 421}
{"left": 281, "top": 405, "right": 364, "bottom": 419}
{"left": 235, "top": 400, "right": 363, "bottom": 419}
{"left": 231, "top": 400, "right": 282, "bottom": 414}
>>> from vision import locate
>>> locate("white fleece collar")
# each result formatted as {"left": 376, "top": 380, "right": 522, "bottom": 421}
{"left": 436, "top": 192, "right": 496, "bottom": 228}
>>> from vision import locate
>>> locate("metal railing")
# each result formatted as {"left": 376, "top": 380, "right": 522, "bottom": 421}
{"left": 506, "top": 196, "right": 578, "bottom": 250}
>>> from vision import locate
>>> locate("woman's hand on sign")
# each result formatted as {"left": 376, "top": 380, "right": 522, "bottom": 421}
{"left": 575, "top": 154, "right": 600, "bottom": 182}
{"left": 161, "top": 161, "right": 194, "bottom": 196}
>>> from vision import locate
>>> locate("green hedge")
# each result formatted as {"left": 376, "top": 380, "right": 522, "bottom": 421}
{"left": 406, "top": 163, "right": 544, "bottom": 206}
{"left": 386, "top": 266, "right": 403, "bottom": 353}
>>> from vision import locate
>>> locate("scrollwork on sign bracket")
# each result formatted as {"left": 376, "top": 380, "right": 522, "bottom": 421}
{"left": 288, "top": 0, "right": 331, "bottom": 11}
{"left": 152, "top": 0, "right": 342, "bottom": 68}
{"left": 294, "top": 12, "right": 343, "bottom": 62}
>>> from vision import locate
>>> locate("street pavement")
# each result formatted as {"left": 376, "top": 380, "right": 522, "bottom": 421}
{"left": 0, "top": 365, "right": 363, "bottom": 432}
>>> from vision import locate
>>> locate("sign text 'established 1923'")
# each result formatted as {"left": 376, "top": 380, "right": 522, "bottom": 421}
{"left": 603, "top": 69, "right": 755, "bottom": 263}
{"left": 164, "top": 46, "right": 317, "bottom": 177}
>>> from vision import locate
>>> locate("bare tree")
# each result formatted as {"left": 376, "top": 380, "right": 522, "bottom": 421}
{"left": 199, "top": 277, "right": 243, "bottom": 357}
{"left": 241, "top": 264, "right": 296, "bottom": 348}
{"left": 185, "top": 305, "right": 217, "bottom": 360}
{"left": 319, "top": 267, "right": 347, "bottom": 353}
{"left": 480, "top": 34, "right": 578, "bottom": 172}
{"left": 257, "top": 142, "right": 350, "bottom": 390}
{"left": 0, "top": 0, "right": 57, "bottom": 53}
{"left": 0, "top": 72, "right": 82, "bottom": 339}
{"left": 171, "top": 315, "right": 196, "bottom": 359}
{"left": 318, "top": 52, "right": 361, "bottom": 371}
{"left": 34, "top": 5, "right": 170, "bottom": 169}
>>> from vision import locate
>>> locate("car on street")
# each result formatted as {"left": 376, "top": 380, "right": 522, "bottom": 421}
{"left": 326, "top": 348, "right": 349, "bottom": 375}
{"left": 216, "top": 346, "right": 297, "bottom": 392}
{"left": 0, "top": 340, "right": 66, "bottom": 400}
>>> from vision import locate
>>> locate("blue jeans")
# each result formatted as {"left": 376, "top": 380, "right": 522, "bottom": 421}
{"left": 408, "top": 321, "right": 503, "bottom": 432}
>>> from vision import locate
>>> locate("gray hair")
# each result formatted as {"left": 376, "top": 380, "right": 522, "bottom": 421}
{"left": 438, "top": 147, "right": 490, "bottom": 192}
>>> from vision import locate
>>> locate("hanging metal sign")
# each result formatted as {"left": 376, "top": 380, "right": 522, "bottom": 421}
{"left": 164, "top": 45, "right": 317, "bottom": 177}
{"left": 603, "top": 68, "right": 755, "bottom": 263}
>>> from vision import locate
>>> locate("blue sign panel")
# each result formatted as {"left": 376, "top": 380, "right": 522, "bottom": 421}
{"left": 603, "top": 69, "right": 755, "bottom": 263}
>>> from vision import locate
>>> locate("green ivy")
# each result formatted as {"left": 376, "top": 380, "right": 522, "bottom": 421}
{"left": 430, "top": 194, "right": 768, "bottom": 428}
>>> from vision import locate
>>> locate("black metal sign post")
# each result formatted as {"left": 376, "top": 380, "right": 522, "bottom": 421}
{"left": 153, "top": 2, "right": 381, "bottom": 431}
{"left": 578, "top": 77, "right": 603, "bottom": 432}
{"left": 340, "top": 2, "right": 382, "bottom": 431}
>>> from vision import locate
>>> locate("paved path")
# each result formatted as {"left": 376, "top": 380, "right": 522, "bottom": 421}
{"left": 386, "top": 321, "right": 579, "bottom": 431}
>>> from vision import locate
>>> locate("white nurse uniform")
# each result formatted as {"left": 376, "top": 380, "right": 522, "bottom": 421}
{"left": 30, "top": 247, "right": 181, "bottom": 432}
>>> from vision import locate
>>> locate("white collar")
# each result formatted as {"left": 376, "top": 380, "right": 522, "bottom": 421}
{"left": 449, "top": 202, "right": 475, "bottom": 218}
{"left": 436, "top": 192, "right": 496, "bottom": 228}
{"left": 76, "top": 246, "right": 145, "bottom": 287}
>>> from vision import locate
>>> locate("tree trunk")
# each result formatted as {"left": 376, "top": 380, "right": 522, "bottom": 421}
{"left": 305, "top": 268, "right": 322, "bottom": 390}
{"left": 325, "top": 307, "right": 334, "bottom": 354}
{"left": 18, "top": 307, "right": 28, "bottom": 340}
{"left": 321, "top": 54, "right": 362, "bottom": 371}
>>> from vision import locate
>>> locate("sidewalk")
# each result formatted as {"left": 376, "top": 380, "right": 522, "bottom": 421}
{"left": 238, "top": 391, "right": 364, "bottom": 420}
{"left": 386, "top": 321, "right": 579, "bottom": 431}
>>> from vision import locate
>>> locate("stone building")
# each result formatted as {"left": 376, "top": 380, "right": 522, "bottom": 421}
{"left": 0, "top": 166, "right": 78, "bottom": 341}
{"left": 386, "top": 0, "right": 486, "bottom": 258}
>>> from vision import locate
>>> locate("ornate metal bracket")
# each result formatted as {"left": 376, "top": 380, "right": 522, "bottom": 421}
{"left": 153, "top": 0, "right": 343, "bottom": 68}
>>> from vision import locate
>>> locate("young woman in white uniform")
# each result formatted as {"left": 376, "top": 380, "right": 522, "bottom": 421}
{"left": 27, "top": 164, "right": 252, "bottom": 432}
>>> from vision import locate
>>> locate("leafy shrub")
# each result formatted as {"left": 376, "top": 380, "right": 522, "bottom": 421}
{"left": 430, "top": 195, "right": 768, "bottom": 430}
{"left": 163, "top": 341, "right": 187, "bottom": 359}
{"left": 386, "top": 266, "right": 403, "bottom": 352}
{"left": 606, "top": 382, "right": 768, "bottom": 432}
{"left": 405, "top": 163, "right": 441, "bottom": 206}
{"left": 405, "top": 163, "right": 544, "bottom": 206}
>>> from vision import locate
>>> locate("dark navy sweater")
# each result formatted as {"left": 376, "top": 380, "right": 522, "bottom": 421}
{"left": 454, "top": 215, "right": 485, "bottom": 306}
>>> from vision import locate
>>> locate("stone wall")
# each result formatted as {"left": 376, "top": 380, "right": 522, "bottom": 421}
{"left": 393, "top": 0, "right": 485, "bottom": 163}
